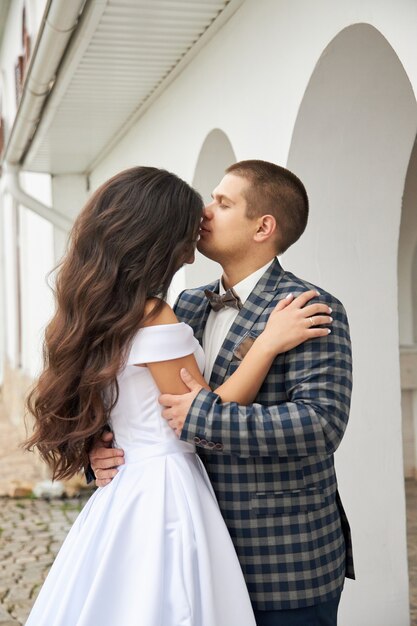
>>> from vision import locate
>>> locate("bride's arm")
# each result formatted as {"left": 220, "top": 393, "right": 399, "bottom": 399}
{"left": 145, "top": 291, "right": 332, "bottom": 405}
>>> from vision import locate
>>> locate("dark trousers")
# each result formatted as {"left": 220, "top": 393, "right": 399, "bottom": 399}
{"left": 253, "top": 593, "right": 341, "bottom": 626}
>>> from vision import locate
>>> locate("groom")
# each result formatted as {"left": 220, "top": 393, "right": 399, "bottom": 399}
{"left": 90, "top": 160, "right": 354, "bottom": 626}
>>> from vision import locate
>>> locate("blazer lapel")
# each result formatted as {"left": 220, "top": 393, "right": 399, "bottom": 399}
{"left": 209, "top": 259, "right": 285, "bottom": 388}
{"left": 189, "top": 279, "right": 218, "bottom": 346}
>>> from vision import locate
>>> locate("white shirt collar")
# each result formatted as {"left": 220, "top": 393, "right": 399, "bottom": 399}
{"left": 219, "top": 258, "right": 276, "bottom": 304}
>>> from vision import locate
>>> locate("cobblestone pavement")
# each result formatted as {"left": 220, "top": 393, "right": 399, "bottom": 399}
{"left": 407, "top": 479, "right": 417, "bottom": 626}
{"left": 0, "top": 497, "right": 89, "bottom": 625}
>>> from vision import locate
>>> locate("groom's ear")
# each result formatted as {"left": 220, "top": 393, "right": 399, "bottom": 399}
{"left": 253, "top": 215, "right": 276, "bottom": 243}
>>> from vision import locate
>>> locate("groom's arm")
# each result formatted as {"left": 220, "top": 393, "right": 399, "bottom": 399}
{"left": 86, "top": 431, "right": 125, "bottom": 486}
{"left": 162, "top": 298, "right": 352, "bottom": 459}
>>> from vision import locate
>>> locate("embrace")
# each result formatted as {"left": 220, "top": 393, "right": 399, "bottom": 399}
{"left": 24, "top": 160, "right": 354, "bottom": 626}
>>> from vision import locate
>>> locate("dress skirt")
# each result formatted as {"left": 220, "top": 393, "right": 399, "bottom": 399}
{"left": 25, "top": 441, "right": 256, "bottom": 626}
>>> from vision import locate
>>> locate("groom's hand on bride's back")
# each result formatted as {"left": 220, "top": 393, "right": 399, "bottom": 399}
{"left": 89, "top": 431, "right": 125, "bottom": 487}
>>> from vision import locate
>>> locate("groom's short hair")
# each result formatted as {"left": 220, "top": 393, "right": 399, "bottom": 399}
{"left": 225, "top": 160, "right": 309, "bottom": 254}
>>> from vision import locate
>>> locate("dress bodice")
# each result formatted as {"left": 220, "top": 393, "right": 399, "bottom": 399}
{"left": 109, "top": 322, "right": 204, "bottom": 453}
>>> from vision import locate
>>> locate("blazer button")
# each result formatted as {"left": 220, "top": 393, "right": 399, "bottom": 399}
{"left": 193, "top": 436, "right": 201, "bottom": 444}
{"left": 214, "top": 443, "right": 224, "bottom": 450}
{"left": 206, "top": 441, "right": 215, "bottom": 449}
{"left": 200, "top": 439, "right": 208, "bottom": 447}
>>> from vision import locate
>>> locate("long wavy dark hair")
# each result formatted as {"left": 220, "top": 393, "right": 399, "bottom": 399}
{"left": 25, "top": 166, "right": 203, "bottom": 480}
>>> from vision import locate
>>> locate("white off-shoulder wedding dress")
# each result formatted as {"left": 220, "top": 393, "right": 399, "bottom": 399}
{"left": 25, "top": 322, "right": 256, "bottom": 626}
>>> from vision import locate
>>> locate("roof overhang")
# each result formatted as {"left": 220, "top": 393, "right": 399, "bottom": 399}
{"left": 5, "top": 0, "right": 243, "bottom": 175}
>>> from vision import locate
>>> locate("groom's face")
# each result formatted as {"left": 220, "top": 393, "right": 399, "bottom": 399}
{"left": 197, "top": 173, "right": 257, "bottom": 264}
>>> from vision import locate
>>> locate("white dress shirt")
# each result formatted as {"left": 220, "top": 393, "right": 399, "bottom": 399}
{"left": 202, "top": 259, "right": 275, "bottom": 382}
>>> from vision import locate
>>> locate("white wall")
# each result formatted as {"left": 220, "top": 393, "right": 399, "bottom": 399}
{"left": 88, "top": 2, "right": 417, "bottom": 624}
{"left": 0, "top": 0, "right": 51, "bottom": 384}
{"left": 399, "top": 138, "right": 417, "bottom": 345}
{"left": 0, "top": 0, "right": 83, "bottom": 385}
{"left": 26, "top": 0, "right": 50, "bottom": 38}
{"left": 286, "top": 23, "right": 416, "bottom": 625}
{"left": 187, "top": 128, "right": 236, "bottom": 289}
{"left": 0, "top": 0, "right": 57, "bottom": 379}
{"left": 19, "top": 172, "right": 54, "bottom": 378}
{"left": 399, "top": 139, "right": 417, "bottom": 481}
{"left": 0, "top": 0, "right": 26, "bottom": 128}
{"left": 2, "top": 193, "right": 19, "bottom": 369}
{"left": 0, "top": 0, "right": 48, "bottom": 134}
{"left": 51, "top": 174, "right": 87, "bottom": 263}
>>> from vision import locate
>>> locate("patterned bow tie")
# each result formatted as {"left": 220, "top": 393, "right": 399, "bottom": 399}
{"left": 204, "top": 288, "right": 243, "bottom": 312}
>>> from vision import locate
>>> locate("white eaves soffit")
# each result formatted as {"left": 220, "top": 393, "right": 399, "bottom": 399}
{"left": 23, "top": 0, "right": 241, "bottom": 175}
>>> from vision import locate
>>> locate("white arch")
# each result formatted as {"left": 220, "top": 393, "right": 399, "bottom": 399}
{"left": 185, "top": 128, "right": 236, "bottom": 288}
{"left": 287, "top": 23, "right": 417, "bottom": 626}
{"left": 413, "top": 242, "right": 417, "bottom": 342}
{"left": 399, "top": 136, "right": 417, "bottom": 345}
{"left": 193, "top": 129, "right": 236, "bottom": 203}
{"left": 401, "top": 140, "right": 417, "bottom": 485}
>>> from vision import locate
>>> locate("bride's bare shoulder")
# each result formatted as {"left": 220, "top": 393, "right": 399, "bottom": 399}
{"left": 143, "top": 298, "right": 179, "bottom": 327}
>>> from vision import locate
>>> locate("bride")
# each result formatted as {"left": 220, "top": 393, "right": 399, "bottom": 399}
{"left": 24, "top": 166, "right": 332, "bottom": 626}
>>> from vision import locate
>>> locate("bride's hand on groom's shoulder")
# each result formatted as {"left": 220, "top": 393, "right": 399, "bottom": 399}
{"left": 260, "top": 290, "right": 333, "bottom": 355}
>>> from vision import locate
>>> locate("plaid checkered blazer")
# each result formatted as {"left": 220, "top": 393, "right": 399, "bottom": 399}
{"left": 175, "top": 258, "right": 354, "bottom": 611}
